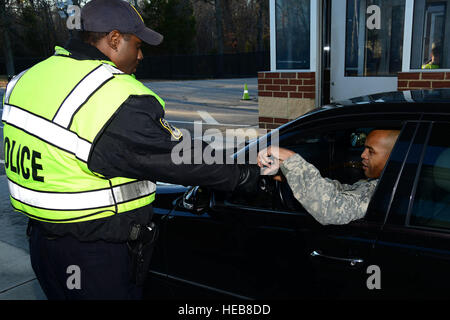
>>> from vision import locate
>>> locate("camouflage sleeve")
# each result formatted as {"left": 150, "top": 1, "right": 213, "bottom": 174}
{"left": 280, "top": 154, "right": 378, "bottom": 225}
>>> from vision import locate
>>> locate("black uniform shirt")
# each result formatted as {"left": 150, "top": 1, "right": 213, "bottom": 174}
{"left": 33, "top": 36, "right": 241, "bottom": 242}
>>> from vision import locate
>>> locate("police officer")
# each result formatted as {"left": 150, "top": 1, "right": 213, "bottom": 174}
{"left": 258, "top": 129, "right": 399, "bottom": 225}
{"left": 2, "top": 0, "right": 258, "bottom": 299}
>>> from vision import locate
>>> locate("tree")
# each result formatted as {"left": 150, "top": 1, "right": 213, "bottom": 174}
{"left": 0, "top": 0, "right": 15, "bottom": 77}
{"left": 141, "top": 0, "right": 196, "bottom": 55}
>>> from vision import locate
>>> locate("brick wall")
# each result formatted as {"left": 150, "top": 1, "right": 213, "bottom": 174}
{"left": 398, "top": 72, "right": 450, "bottom": 90}
{"left": 258, "top": 71, "right": 316, "bottom": 129}
{"left": 258, "top": 72, "right": 316, "bottom": 99}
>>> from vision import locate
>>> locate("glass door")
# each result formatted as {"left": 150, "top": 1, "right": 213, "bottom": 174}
{"left": 330, "top": 0, "right": 406, "bottom": 101}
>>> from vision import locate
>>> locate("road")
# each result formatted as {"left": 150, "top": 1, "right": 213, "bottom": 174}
{"left": 0, "top": 77, "right": 259, "bottom": 251}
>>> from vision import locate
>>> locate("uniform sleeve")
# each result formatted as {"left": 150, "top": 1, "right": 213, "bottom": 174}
{"left": 280, "top": 153, "right": 378, "bottom": 225}
{"left": 88, "top": 95, "right": 241, "bottom": 191}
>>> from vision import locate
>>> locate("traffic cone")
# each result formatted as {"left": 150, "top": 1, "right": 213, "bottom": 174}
{"left": 241, "top": 83, "right": 250, "bottom": 100}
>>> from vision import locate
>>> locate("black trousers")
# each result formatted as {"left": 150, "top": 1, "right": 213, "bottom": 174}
{"left": 29, "top": 223, "right": 143, "bottom": 300}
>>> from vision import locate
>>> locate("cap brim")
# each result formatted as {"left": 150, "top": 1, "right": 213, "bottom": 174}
{"left": 136, "top": 27, "right": 163, "bottom": 46}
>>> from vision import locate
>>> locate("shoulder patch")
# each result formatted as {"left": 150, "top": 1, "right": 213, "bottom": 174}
{"left": 159, "top": 118, "right": 183, "bottom": 140}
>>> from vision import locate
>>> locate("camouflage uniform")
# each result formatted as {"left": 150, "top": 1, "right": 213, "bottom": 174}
{"left": 280, "top": 154, "right": 378, "bottom": 225}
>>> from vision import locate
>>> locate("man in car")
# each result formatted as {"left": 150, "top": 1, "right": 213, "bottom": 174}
{"left": 257, "top": 129, "right": 400, "bottom": 225}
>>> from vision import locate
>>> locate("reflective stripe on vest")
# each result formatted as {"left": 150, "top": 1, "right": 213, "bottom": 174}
{"left": 8, "top": 179, "right": 155, "bottom": 211}
{"left": 53, "top": 65, "right": 114, "bottom": 128}
{"left": 2, "top": 103, "right": 92, "bottom": 162}
{"left": 2, "top": 63, "right": 123, "bottom": 162}
{"left": 4, "top": 69, "right": 29, "bottom": 104}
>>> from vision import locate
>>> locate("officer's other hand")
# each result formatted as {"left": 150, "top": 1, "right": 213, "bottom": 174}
{"left": 182, "top": 186, "right": 211, "bottom": 215}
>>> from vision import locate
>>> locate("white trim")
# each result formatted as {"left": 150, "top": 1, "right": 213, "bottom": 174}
{"left": 53, "top": 65, "right": 114, "bottom": 128}
{"left": 8, "top": 179, "right": 156, "bottom": 211}
{"left": 4, "top": 69, "right": 28, "bottom": 104}
{"left": 2, "top": 104, "right": 91, "bottom": 162}
{"left": 270, "top": 0, "right": 276, "bottom": 71}
{"left": 402, "top": 0, "right": 415, "bottom": 72}
{"left": 310, "top": 0, "right": 317, "bottom": 72}
{"left": 314, "top": 0, "right": 323, "bottom": 107}
{"left": 269, "top": 0, "right": 315, "bottom": 72}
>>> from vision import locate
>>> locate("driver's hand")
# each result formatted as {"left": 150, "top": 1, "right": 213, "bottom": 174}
{"left": 258, "top": 146, "right": 295, "bottom": 175}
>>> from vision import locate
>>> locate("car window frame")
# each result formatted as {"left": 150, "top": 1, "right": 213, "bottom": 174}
{"left": 225, "top": 115, "right": 415, "bottom": 221}
{"left": 404, "top": 121, "right": 450, "bottom": 233}
{"left": 365, "top": 121, "right": 422, "bottom": 225}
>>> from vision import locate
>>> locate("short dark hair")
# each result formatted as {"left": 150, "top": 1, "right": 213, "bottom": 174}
{"left": 79, "top": 30, "right": 132, "bottom": 45}
{"left": 79, "top": 31, "right": 109, "bottom": 44}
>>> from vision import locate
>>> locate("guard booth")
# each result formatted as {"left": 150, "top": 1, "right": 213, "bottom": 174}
{"left": 258, "top": 0, "right": 450, "bottom": 129}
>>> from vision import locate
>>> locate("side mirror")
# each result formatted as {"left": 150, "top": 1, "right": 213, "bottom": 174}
{"left": 180, "top": 186, "right": 211, "bottom": 215}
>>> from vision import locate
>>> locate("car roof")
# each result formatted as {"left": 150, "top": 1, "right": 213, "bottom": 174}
{"left": 335, "top": 89, "right": 450, "bottom": 106}
{"left": 236, "top": 89, "right": 450, "bottom": 158}
{"left": 289, "top": 89, "right": 450, "bottom": 123}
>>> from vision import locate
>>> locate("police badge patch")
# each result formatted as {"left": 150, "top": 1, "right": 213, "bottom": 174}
{"left": 159, "top": 118, "right": 183, "bottom": 140}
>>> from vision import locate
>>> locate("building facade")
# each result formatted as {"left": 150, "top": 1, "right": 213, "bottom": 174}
{"left": 259, "top": 0, "right": 450, "bottom": 129}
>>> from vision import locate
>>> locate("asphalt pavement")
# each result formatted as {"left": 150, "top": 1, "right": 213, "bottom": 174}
{"left": 0, "top": 78, "right": 258, "bottom": 300}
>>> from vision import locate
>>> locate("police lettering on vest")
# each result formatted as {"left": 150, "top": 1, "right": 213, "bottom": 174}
{"left": 4, "top": 137, "right": 45, "bottom": 182}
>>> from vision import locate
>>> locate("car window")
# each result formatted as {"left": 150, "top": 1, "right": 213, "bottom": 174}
{"left": 282, "top": 128, "right": 369, "bottom": 185}
{"left": 409, "top": 123, "right": 450, "bottom": 230}
{"left": 365, "top": 122, "right": 418, "bottom": 223}
{"left": 230, "top": 125, "right": 397, "bottom": 212}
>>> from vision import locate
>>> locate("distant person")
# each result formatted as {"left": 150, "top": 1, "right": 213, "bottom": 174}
{"left": 258, "top": 129, "right": 400, "bottom": 225}
{"left": 422, "top": 46, "right": 441, "bottom": 69}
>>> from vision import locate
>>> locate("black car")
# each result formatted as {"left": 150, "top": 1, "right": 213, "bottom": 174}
{"left": 144, "top": 89, "right": 450, "bottom": 300}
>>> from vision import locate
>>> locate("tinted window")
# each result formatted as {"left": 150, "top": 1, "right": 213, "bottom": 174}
{"left": 232, "top": 126, "right": 402, "bottom": 211}
{"left": 411, "top": 0, "right": 450, "bottom": 69}
{"left": 366, "top": 122, "right": 418, "bottom": 223}
{"left": 275, "top": 0, "right": 310, "bottom": 69}
{"left": 410, "top": 123, "right": 450, "bottom": 230}
{"left": 281, "top": 128, "right": 369, "bottom": 184}
{"left": 379, "top": 122, "right": 430, "bottom": 225}
{"left": 345, "top": 0, "right": 405, "bottom": 76}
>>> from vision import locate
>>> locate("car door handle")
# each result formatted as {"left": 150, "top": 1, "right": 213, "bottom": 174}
{"left": 310, "top": 250, "right": 364, "bottom": 267}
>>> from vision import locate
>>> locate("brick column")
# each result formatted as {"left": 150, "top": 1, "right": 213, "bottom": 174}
{"left": 398, "top": 72, "right": 450, "bottom": 90}
{"left": 258, "top": 71, "right": 316, "bottom": 129}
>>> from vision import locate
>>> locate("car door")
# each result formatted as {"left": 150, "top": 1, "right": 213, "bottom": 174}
{"left": 304, "top": 121, "right": 418, "bottom": 299}
{"left": 159, "top": 115, "right": 417, "bottom": 299}
{"left": 158, "top": 131, "right": 326, "bottom": 299}
{"left": 371, "top": 121, "right": 450, "bottom": 299}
